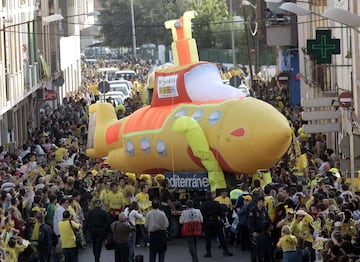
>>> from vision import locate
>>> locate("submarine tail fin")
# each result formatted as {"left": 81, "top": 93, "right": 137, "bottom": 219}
{"left": 86, "top": 102, "right": 122, "bottom": 158}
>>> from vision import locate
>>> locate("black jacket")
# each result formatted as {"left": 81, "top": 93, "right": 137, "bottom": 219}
{"left": 38, "top": 223, "right": 56, "bottom": 250}
{"left": 200, "top": 199, "right": 225, "bottom": 222}
{"left": 84, "top": 207, "right": 111, "bottom": 237}
{"left": 247, "top": 205, "right": 270, "bottom": 234}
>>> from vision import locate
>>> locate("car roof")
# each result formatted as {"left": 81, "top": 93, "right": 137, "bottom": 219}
{"left": 115, "top": 70, "right": 136, "bottom": 74}
{"left": 97, "top": 67, "right": 119, "bottom": 73}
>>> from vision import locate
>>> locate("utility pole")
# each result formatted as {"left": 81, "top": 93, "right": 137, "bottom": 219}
{"left": 230, "top": 0, "right": 236, "bottom": 68}
{"left": 242, "top": 7, "right": 254, "bottom": 87}
{"left": 130, "top": 0, "right": 137, "bottom": 60}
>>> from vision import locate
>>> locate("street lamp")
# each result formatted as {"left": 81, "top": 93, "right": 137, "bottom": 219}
{"left": 265, "top": 0, "right": 312, "bottom": 3}
{"left": 279, "top": 3, "right": 314, "bottom": 16}
{"left": 322, "top": 8, "right": 360, "bottom": 33}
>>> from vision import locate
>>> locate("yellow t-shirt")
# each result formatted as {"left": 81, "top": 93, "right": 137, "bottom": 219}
{"left": 118, "top": 185, "right": 135, "bottom": 207}
{"left": 4, "top": 247, "right": 16, "bottom": 262}
{"left": 100, "top": 189, "right": 110, "bottom": 208}
{"left": 135, "top": 192, "right": 152, "bottom": 212}
{"left": 54, "top": 147, "right": 68, "bottom": 162}
{"left": 58, "top": 219, "right": 80, "bottom": 249}
{"left": 265, "top": 195, "right": 275, "bottom": 222}
{"left": 89, "top": 83, "right": 99, "bottom": 96}
{"left": 295, "top": 153, "right": 308, "bottom": 176}
{"left": 290, "top": 220, "right": 301, "bottom": 238}
{"left": 277, "top": 234, "right": 298, "bottom": 252}
{"left": 214, "top": 196, "right": 232, "bottom": 209}
{"left": 106, "top": 191, "right": 124, "bottom": 210}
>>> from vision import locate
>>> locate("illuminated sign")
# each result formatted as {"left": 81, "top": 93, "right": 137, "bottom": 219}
{"left": 307, "top": 30, "right": 340, "bottom": 64}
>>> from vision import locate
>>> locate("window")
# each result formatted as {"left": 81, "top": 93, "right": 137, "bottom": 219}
{"left": 304, "top": 55, "right": 334, "bottom": 92}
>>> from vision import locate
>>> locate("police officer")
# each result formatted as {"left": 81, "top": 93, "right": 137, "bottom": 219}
{"left": 247, "top": 196, "right": 271, "bottom": 262}
{"left": 200, "top": 191, "right": 233, "bottom": 258}
{"left": 160, "top": 179, "right": 176, "bottom": 241}
{"left": 84, "top": 199, "right": 111, "bottom": 262}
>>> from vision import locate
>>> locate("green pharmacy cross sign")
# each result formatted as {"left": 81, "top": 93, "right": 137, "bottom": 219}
{"left": 307, "top": 30, "right": 340, "bottom": 64}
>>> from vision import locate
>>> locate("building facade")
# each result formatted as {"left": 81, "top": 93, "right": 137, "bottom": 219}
{"left": 0, "top": 0, "right": 94, "bottom": 150}
{"left": 266, "top": 0, "right": 360, "bottom": 182}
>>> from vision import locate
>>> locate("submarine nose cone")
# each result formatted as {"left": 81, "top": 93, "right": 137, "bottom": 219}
{"left": 251, "top": 103, "right": 292, "bottom": 165}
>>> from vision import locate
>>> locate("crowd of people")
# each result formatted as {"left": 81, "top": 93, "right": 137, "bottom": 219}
{"left": 0, "top": 59, "right": 359, "bottom": 262}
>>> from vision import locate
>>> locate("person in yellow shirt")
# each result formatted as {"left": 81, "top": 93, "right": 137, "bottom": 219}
{"left": 135, "top": 184, "right": 152, "bottom": 213}
{"left": 276, "top": 226, "right": 299, "bottom": 262}
{"left": 106, "top": 182, "right": 124, "bottom": 222}
{"left": 54, "top": 146, "right": 68, "bottom": 163}
{"left": 100, "top": 182, "right": 112, "bottom": 210}
{"left": 58, "top": 210, "right": 81, "bottom": 262}
{"left": 276, "top": 206, "right": 295, "bottom": 229}
{"left": 214, "top": 189, "right": 232, "bottom": 210}
{"left": 118, "top": 176, "right": 134, "bottom": 208}
{"left": 90, "top": 163, "right": 101, "bottom": 177}
{"left": 214, "top": 189, "right": 233, "bottom": 243}
{"left": 89, "top": 80, "right": 99, "bottom": 101}
{"left": 134, "top": 184, "right": 151, "bottom": 247}
{"left": 264, "top": 185, "right": 275, "bottom": 222}
{"left": 90, "top": 183, "right": 103, "bottom": 210}
{"left": 71, "top": 192, "right": 83, "bottom": 224}
{"left": 5, "top": 236, "right": 26, "bottom": 262}
{"left": 294, "top": 149, "right": 314, "bottom": 183}
{"left": 291, "top": 209, "right": 314, "bottom": 261}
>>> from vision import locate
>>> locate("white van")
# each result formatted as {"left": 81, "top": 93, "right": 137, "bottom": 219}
{"left": 114, "top": 70, "right": 136, "bottom": 81}
{"left": 97, "top": 67, "right": 119, "bottom": 81}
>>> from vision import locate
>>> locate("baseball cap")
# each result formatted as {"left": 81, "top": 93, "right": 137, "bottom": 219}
{"left": 243, "top": 195, "right": 253, "bottom": 201}
{"left": 296, "top": 209, "right": 307, "bottom": 216}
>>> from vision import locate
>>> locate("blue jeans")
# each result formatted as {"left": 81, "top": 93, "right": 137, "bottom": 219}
{"left": 129, "top": 231, "right": 136, "bottom": 262}
{"left": 186, "top": 236, "right": 199, "bottom": 262}
{"left": 136, "top": 224, "right": 149, "bottom": 246}
{"left": 283, "top": 251, "right": 300, "bottom": 262}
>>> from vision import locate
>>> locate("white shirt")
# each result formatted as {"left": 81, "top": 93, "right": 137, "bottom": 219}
{"left": 53, "top": 205, "right": 65, "bottom": 235}
{"left": 125, "top": 208, "right": 143, "bottom": 226}
{"left": 179, "top": 208, "right": 203, "bottom": 224}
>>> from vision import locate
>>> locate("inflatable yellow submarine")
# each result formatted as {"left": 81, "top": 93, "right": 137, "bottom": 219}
{"left": 86, "top": 11, "right": 292, "bottom": 190}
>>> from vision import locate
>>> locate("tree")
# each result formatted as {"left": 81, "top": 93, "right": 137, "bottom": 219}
{"left": 98, "top": 0, "right": 190, "bottom": 48}
{"left": 188, "top": 0, "right": 230, "bottom": 49}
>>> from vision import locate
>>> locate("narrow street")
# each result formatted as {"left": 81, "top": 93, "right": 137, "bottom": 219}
{"left": 79, "top": 237, "right": 251, "bottom": 262}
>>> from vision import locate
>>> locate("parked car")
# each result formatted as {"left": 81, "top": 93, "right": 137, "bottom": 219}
{"left": 97, "top": 67, "right": 119, "bottom": 81}
{"left": 114, "top": 70, "right": 137, "bottom": 81}
{"left": 106, "top": 80, "right": 132, "bottom": 99}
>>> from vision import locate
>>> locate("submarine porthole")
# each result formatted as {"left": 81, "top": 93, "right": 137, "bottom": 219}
{"left": 140, "top": 137, "right": 151, "bottom": 154}
{"left": 156, "top": 140, "right": 167, "bottom": 157}
{"left": 126, "top": 140, "right": 135, "bottom": 156}
{"left": 192, "top": 110, "right": 203, "bottom": 121}
{"left": 174, "top": 109, "right": 187, "bottom": 119}
{"left": 208, "top": 110, "right": 221, "bottom": 125}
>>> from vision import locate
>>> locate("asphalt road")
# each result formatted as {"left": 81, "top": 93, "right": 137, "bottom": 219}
{"left": 79, "top": 236, "right": 251, "bottom": 262}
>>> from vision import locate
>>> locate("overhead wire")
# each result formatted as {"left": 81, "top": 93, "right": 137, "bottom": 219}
{"left": 1, "top": 16, "right": 328, "bottom": 38}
